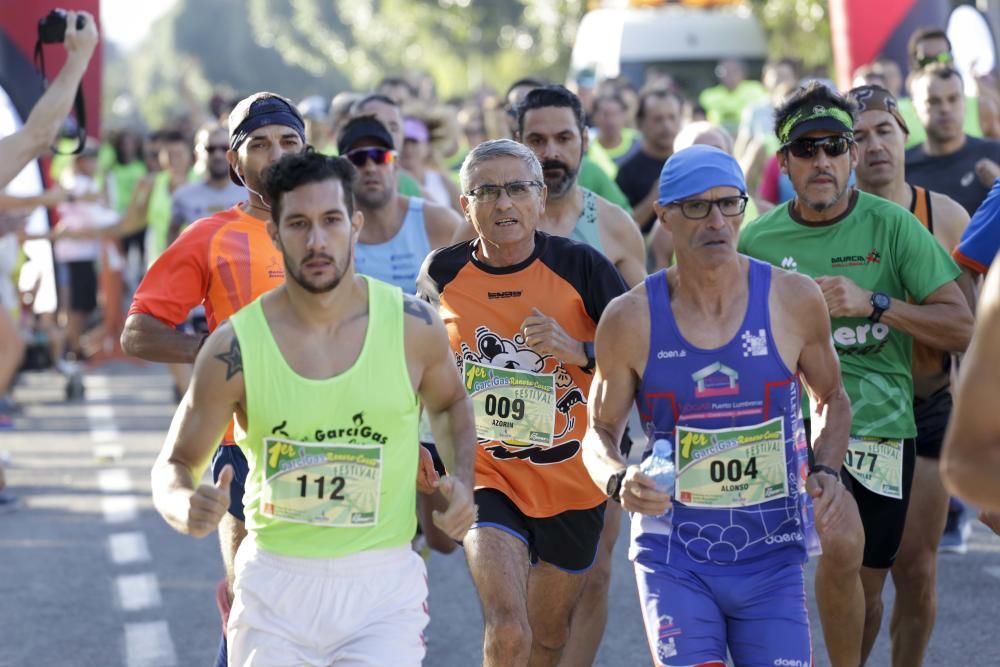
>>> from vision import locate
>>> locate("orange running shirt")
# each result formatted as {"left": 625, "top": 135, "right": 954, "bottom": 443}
{"left": 419, "top": 232, "right": 628, "bottom": 518}
{"left": 128, "top": 205, "right": 284, "bottom": 331}
{"left": 907, "top": 185, "right": 950, "bottom": 377}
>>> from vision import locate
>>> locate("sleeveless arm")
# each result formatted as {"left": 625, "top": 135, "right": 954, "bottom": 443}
{"left": 152, "top": 323, "right": 245, "bottom": 534}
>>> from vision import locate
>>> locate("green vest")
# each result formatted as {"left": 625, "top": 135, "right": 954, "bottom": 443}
{"left": 230, "top": 278, "right": 420, "bottom": 558}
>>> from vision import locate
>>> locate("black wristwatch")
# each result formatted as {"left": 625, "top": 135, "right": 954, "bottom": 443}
{"left": 868, "top": 292, "right": 891, "bottom": 323}
{"left": 606, "top": 468, "right": 626, "bottom": 502}
{"left": 809, "top": 464, "right": 840, "bottom": 480}
{"left": 581, "top": 341, "right": 596, "bottom": 373}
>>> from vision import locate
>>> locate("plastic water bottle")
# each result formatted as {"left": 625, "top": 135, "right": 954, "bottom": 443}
{"left": 640, "top": 439, "right": 676, "bottom": 521}
{"left": 801, "top": 496, "right": 823, "bottom": 557}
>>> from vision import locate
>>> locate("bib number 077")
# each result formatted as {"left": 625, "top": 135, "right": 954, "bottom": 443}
{"left": 844, "top": 449, "right": 877, "bottom": 474}
{"left": 296, "top": 474, "right": 346, "bottom": 500}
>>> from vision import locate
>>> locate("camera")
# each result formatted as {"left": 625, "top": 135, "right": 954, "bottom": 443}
{"left": 37, "top": 9, "right": 86, "bottom": 45}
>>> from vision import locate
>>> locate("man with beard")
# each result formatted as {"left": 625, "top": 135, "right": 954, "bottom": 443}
{"left": 739, "top": 81, "right": 973, "bottom": 666}
{"left": 849, "top": 84, "right": 973, "bottom": 667}
{"left": 338, "top": 116, "right": 461, "bottom": 294}
{"left": 167, "top": 123, "right": 245, "bottom": 245}
{"left": 419, "top": 139, "right": 627, "bottom": 667}
{"left": 152, "top": 151, "right": 476, "bottom": 665}
{"left": 121, "top": 92, "right": 307, "bottom": 667}
{"left": 337, "top": 115, "right": 462, "bottom": 554}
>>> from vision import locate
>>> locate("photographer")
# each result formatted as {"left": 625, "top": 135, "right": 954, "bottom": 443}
{"left": 0, "top": 10, "right": 98, "bottom": 187}
{"left": 0, "top": 9, "right": 97, "bottom": 456}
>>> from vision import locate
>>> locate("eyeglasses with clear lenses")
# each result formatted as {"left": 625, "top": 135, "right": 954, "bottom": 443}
{"left": 785, "top": 136, "right": 852, "bottom": 159}
{"left": 668, "top": 195, "right": 748, "bottom": 219}
{"left": 466, "top": 180, "right": 543, "bottom": 203}
{"left": 346, "top": 147, "right": 395, "bottom": 167}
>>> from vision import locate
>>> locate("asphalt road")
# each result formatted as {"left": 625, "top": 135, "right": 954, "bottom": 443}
{"left": 2, "top": 363, "right": 999, "bottom": 666}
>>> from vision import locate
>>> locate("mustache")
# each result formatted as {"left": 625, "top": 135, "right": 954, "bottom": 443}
{"left": 541, "top": 159, "right": 569, "bottom": 172}
{"left": 809, "top": 171, "right": 836, "bottom": 182}
{"left": 302, "top": 252, "right": 336, "bottom": 263}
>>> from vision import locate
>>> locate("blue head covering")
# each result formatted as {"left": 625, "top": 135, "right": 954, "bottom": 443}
{"left": 658, "top": 144, "right": 746, "bottom": 205}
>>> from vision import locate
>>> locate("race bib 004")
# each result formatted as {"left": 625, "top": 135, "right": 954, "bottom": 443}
{"left": 463, "top": 360, "right": 556, "bottom": 447}
{"left": 843, "top": 436, "right": 903, "bottom": 499}
{"left": 261, "top": 437, "right": 382, "bottom": 527}
{"left": 675, "top": 417, "right": 789, "bottom": 508}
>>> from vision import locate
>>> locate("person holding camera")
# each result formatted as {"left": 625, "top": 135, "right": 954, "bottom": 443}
{"left": 0, "top": 9, "right": 97, "bottom": 447}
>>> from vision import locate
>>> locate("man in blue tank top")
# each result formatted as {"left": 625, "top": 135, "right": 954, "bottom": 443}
{"left": 336, "top": 116, "right": 461, "bottom": 294}
{"left": 581, "top": 145, "right": 855, "bottom": 666}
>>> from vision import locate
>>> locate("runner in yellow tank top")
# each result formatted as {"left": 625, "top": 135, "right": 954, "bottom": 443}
{"left": 151, "top": 152, "right": 476, "bottom": 666}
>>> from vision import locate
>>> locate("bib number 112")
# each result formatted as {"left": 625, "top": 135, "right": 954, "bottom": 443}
{"left": 296, "top": 474, "right": 346, "bottom": 500}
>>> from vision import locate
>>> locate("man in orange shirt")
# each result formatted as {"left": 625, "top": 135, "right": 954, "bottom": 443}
{"left": 120, "top": 92, "right": 307, "bottom": 667}
{"left": 418, "top": 139, "right": 627, "bottom": 666}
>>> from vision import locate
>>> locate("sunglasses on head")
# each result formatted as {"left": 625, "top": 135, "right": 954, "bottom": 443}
{"left": 784, "top": 136, "right": 852, "bottom": 159}
{"left": 346, "top": 147, "right": 394, "bottom": 167}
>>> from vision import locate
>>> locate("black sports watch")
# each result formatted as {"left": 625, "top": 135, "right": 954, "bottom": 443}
{"left": 581, "top": 341, "right": 596, "bottom": 373}
{"left": 606, "top": 468, "right": 626, "bottom": 502}
{"left": 809, "top": 464, "right": 840, "bottom": 480}
{"left": 868, "top": 292, "right": 891, "bottom": 323}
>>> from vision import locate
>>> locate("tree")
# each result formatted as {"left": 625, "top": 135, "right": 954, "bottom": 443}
{"left": 748, "top": 0, "right": 832, "bottom": 74}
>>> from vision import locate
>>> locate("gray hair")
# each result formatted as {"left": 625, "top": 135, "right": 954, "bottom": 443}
{"left": 459, "top": 139, "right": 543, "bottom": 192}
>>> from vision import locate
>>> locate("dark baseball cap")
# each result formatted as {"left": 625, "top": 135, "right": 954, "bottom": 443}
{"left": 227, "top": 92, "right": 306, "bottom": 185}
{"left": 337, "top": 115, "right": 395, "bottom": 155}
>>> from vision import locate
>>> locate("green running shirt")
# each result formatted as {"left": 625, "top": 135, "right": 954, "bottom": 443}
{"left": 738, "top": 190, "right": 959, "bottom": 439}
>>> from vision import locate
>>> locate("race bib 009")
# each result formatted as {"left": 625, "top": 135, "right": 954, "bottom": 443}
{"left": 463, "top": 360, "right": 556, "bottom": 447}
{"left": 261, "top": 437, "right": 382, "bottom": 527}
{"left": 675, "top": 417, "right": 789, "bottom": 508}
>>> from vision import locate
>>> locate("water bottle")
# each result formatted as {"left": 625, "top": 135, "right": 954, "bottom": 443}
{"left": 640, "top": 438, "right": 676, "bottom": 521}
{"left": 801, "top": 496, "right": 822, "bottom": 557}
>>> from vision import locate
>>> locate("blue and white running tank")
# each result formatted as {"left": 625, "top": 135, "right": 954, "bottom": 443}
{"left": 631, "top": 258, "right": 813, "bottom": 573}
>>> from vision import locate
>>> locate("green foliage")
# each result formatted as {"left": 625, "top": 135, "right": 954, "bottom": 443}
{"left": 748, "top": 0, "right": 832, "bottom": 73}
{"left": 105, "top": 0, "right": 588, "bottom": 128}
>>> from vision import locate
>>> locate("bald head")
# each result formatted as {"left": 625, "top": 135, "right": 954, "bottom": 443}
{"left": 673, "top": 121, "right": 734, "bottom": 155}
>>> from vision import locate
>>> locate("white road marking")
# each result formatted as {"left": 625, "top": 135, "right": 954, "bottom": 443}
{"left": 124, "top": 620, "right": 177, "bottom": 667}
{"left": 116, "top": 572, "right": 163, "bottom": 611}
{"left": 98, "top": 469, "right": 133, "bottom": 493}
{"left": 101, "top": 495, "right": 138, "bottom": 523}
{"left": 109, "top": 532, "right": 151, "bottom": 565}
{"left": 984, "top": 566, "right": 1000, "bottom": 580}
{"left": 93, "top": 444, "right": 125, "bottom": 462}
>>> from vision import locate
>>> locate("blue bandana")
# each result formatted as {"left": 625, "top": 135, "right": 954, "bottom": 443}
{"left": 658, "top": 145, "right": 746, "bottom": 205}
{"left": 229, "top": 97, "right": 306, "bottom": 152}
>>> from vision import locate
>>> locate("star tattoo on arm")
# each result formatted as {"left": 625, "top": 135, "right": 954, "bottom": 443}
{"left": 215, "top": 336, "right": 243, "bottom": 381}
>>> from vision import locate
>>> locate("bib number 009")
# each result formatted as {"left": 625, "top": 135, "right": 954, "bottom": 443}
{"left": 484, "top": 394, "right": 525, "bottom": 420}
{"left": 296, "top": 474, "right": 346, "bottom": 501}
{"left": 708, "top": 457, "right": 759, "bottom": 483}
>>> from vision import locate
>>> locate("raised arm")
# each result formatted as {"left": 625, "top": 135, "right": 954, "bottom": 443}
{"left": 0, "top": 12, "right": 98, "bottom": 189}
{"left": 151, "top": 323, "right": 245, "bottom": 536}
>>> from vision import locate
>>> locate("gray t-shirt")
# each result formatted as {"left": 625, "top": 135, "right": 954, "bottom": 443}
{"left": 170, "top": 181, "right": 245, "bottom": 232}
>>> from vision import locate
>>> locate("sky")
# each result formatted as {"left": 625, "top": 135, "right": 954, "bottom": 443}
{"left": 100, "top": 0, "right": 178, "bottom": 51}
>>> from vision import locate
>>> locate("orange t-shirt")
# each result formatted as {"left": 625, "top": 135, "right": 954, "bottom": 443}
{"left": 129, "top": 204, "right": 284, "bottom": 330}
{"left": 128, "top": 204, "right": 284, "bottom": 442}
{"left": 419, "top": 232, "right": 628, "bottom": 518}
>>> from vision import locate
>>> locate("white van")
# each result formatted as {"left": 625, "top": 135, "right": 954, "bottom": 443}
{"left": 569, "top": 3, "right": 768, "bottom": 97}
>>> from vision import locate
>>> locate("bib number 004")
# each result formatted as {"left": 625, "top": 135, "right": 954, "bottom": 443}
{"left": 708, "top": 457, "right": 759, "bottom": 484}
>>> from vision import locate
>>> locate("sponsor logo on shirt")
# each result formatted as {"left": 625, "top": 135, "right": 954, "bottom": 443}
{"left": 487, "top": 290, "right": 523, "bottom": 300}
{"left": 692, "top": 362, "right": 740, "bottom": 398}
{"left": 780, "top": 256, "right": 798, "bottom": 271}
{"left": 961, "top": 171, "right": 975, "bottom": 187}
{"left": 267, "top": 256, "right": 284, "bottom": 279}
{"left": 765, "top": 531, "right": 804, "bottom": 545}
{"left": 830, "top": 248, "right": 881, "bottom": 268}
{"left": 741, "top": 329, "right": 768, "bottom": 357}
{"left": 774, "top": 659, "right": 810, "bottom": 667}
{"left": 657, "top": 349, "right": 687, "bottom": 360}
{"left": 269, "top": 412, "right": 390, "bottom": 446}
{"left": 832, "top": 323, "right": 890, "bottom": 356}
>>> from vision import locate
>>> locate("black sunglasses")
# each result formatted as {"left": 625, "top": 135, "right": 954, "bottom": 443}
{"left": 784, "top": 136, "right": 852, "bottom": 159}
{"left": 346, "top": 147, "right": 395, "bottom": 167}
